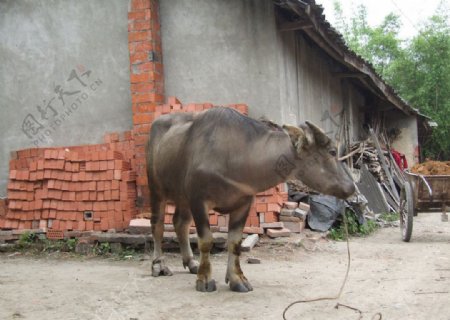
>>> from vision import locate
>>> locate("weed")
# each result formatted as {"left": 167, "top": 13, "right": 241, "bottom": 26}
{"left": 65, "top": 238, "right": 78, "bottom": 252}
{"left": 38, "top": 238, "right": 78, "bottom": 253}
{"left": 18, "top": 231, "right": 37, "bottom": 247}
{"left": 95, "top": 242, "right": 111, "bottom": 255}
{"left": 379, "top": 212, "right": 399, "bottom": 222}
{"left": 329, "top": 209, "right": 379, "bottom": 241}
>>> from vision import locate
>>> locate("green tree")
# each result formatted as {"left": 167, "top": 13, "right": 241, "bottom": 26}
{"left": 332, "top": 1, "right": 450, "bottom": 160}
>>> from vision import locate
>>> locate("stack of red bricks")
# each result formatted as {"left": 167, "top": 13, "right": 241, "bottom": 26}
{"left": 0, "top": 132, "right": 136, "bottom": 231}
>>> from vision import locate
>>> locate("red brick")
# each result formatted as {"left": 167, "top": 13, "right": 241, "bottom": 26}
{"left": 128, "top": 11, "right": 146, "bottom": 20}
{"left": 89, "top": 181, "right": 96, "bottom": 191}
{"left": 60, "top": 221, "right": 67, "bottom": 230}
{"left": 106, "top": 170, "right": 114, "bottom": 180}
{"left": 130, "top": 72, "right": 151, "bottom": 83}
{"left": 113, "top": 170, "right": 121, "bottom": 180}
{"left": 91, "top": 161, "right": 100, "bottom": 171}
{"left": 72, "top": 162, "right": 80, "bottom": 172}
{"left": 44, "top": 149, "right": 52, "bottom": 159}
{"left": 264, "top": 212, "right": 278, "bottom": 223}
{"left": 243, "top": 226, "right": 264, "bottom": 234}
{"left": 77, "top": 220, "right": 86, "bottom": 231}
{"left": 256, "top": 203, "right": 268, "bottom": 213}
{"left": 92, "top": 152, "right": 99, "bottom": 161}
{"left": 128, "top": 31, "right": 150, "bottom": 43}
{"left": 81, "top": 191, "right": 90, "bottom": 201}
{"left": 99, "top": 161, "right": 108, "bottom": 171}
{"left": 85, "top": 220, "right": 94, "bottom": 231}
{"left": 266, "top": 227, "right": 291, "bottom": 238}
{"left": 267, "top": 203, "right": 282, "bottom": 212}
{"left": 130, "top": 52, "right": 149, "bottom": 64}
{"left": 29, "top": 161, "right": 37, "bottom": 171}
{"left": 61, "top": 181, "right": 69, "bottom": 191}
{"left": 85, "top": 172, "right": 94, "bottom": 181}
{"left": 49, "top": 210, "right": 57, "bottom": 219}
{"left": 131, "top": 0, "right": 150, "bottom": 10}
{"left": 34, "top": 170, "right": 43, "bottom": 180}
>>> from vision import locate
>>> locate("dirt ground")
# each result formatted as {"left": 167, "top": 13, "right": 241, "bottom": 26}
{"left": 1, "top": 213, "right": 450, "bottom": 320}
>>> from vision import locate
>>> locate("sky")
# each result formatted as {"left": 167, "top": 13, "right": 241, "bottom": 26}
{"left": 315, "top": 0, "right": 447, "bottom": 39}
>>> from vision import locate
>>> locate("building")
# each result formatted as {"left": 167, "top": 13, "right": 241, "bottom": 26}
{"left": 0, "top": 0, "right": 422, "bottom": 231}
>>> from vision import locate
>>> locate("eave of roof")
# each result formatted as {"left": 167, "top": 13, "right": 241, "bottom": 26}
{"left": 276, "top": 0, "right": 422, "bottom": 118}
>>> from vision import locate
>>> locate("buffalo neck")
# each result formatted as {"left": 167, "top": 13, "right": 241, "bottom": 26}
{"left": 243, "top": 131, "right": 297, "bottom": 194}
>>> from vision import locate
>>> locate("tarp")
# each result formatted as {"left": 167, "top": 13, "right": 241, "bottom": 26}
{"left": 307, "top": 194, "right": 346, "bottom": 232}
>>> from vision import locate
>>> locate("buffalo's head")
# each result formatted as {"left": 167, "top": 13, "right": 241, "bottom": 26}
{"left": 283, "top": 122, "right": 355, "bottom": 199}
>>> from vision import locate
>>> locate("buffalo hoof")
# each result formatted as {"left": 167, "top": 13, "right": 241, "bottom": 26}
{"left": 226, "top": 274, "right": 253, "bottom": 293}
{"left": 229, "top": 280, "right": 253, "bottom": 293}
{"left": 152, "top": 258, "right": 173, "bottom": 277}
{"left": 183, "top": 259, "right": 199, "bottom": 274}
{"left": 196, "top": 279, "right": 217, "bottom": 292}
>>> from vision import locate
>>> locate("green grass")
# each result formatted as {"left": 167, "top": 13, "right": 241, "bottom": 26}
{"left": 328, "top": 209, "right": 379, "bottom": 241}
{"left": 379, "top": 212, "right": 400, "bottom": 222}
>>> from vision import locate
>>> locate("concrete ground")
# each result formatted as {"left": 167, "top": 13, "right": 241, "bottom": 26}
{"left": 1, "top": 212, "right": 450, "bottom": 320}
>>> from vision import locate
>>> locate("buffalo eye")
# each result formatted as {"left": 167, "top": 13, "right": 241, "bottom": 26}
{"left": 329, "top": 149, "right": 337, "bottom": 157}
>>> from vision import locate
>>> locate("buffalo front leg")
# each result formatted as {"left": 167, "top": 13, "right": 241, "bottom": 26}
{"left": 226, "top": 198, "right": 253, "bottom": 292}
{"left": 191, "top": 201, "right": 216, "bottom": 292}
{"left": 173, "top": 207, "right": 199, "bottom": 274}
{"left": 151, "top": 197, "right": 172, "bottom": 277}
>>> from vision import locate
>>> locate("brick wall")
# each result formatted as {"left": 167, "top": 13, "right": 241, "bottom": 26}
{"left": 128, "top": 0, "right": 164, "bottom": 211}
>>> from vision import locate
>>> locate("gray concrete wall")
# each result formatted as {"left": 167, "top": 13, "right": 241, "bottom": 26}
{"left": 0, "top": 0, "right": 132, "bottom": 196}
{"left": 160, "top": 0, "right": 345, "bottom": 134}
{"left": 386, "top": 111, "right": 419, "bottom": 166}
{"left": 160, "top": 0, "right": 283, "bottom": 121}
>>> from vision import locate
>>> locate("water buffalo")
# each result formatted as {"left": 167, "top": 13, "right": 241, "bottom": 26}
{"left": 147, "top": 107, "right": 355, "bottom": 292}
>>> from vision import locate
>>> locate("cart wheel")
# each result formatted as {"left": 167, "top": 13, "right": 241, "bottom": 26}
{"left": 399, "top": 181, "right": 414, "bottom": 242}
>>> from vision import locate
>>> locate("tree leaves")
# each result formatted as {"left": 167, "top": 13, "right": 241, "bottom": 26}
{"left": 332, "top": 1, "right": 450, "bottom": 160}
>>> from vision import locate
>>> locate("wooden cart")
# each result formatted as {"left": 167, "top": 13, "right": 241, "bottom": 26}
{"left": 399, "top": 171, "right": 450, "bottom": 242}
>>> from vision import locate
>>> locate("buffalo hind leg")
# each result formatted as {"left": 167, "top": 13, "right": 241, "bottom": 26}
{"left": 151, "top": 196, "right": 172, "bottom": 277}
{"left": 226, "top": 198, "right": 253, "bottom": 292}
{"left": 191, "top": 201, "right": 216, "bottom": 292}
{"left": 173, "top": 207, "right": 199, "bottom": 274}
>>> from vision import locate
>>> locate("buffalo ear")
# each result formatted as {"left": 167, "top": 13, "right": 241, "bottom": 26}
{"left": 305, "top": 121, "right": 330, "bottom": 146}
{"left": 282, "top": 125, "right": 311, "bottom": 153}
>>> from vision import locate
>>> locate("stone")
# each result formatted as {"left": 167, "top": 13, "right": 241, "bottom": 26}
{"left": 94, "top": 233, "right": 152, "bottom": 245}
{"left": 246, "top": 257, "right": 261, "bottom": 264}
{"left": 243, "top": 226, "right": 264, "bottom": 234}
{"left": 110, "top": 242, "right": 123, "bottom": 254}
{"left": 293, "top": 208, "right": 308, "bottom": 220}
{"left": 75, "top": 242, "right": 94, "bottom": 255}
{"left": 128, "top": 219, "right": 151, "bottom": 234}
{"left": 283, "top": 201, "right": 298, "bottom": 209}
{"left": 260, "top": 222, "right": 284, "bottom": 229}
{"left": 241, "top": 234, "right": 259, "bottom": 252}
{"left": 279, "top": 215, "right": 301, "bottom": 222}
{"left": 280, "top": 208, "right": 295, "bottom": 216}
{"left": 12, "top": 229, "right": 45, "bottom": 235}
{"left": 266, "top": 228, "right": 291, "bottom": 238}
{"left": 212, "top": 232, "right": 228, "bottom": 244}
{"left": 283, "top": 221, "right": 305, "bottom": 233}
{"left": 298, "top": 202, "right": 310, "bottom": 212}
